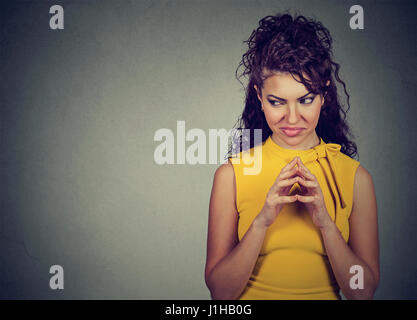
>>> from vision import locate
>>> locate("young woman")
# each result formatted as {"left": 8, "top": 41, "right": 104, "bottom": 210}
{"left": 205, "top": 13, "right": 379, "bottom": 300}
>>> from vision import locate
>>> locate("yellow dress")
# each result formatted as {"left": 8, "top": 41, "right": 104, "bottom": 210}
{"left": 228, "top": 134, "right": 360, "bottom": 300}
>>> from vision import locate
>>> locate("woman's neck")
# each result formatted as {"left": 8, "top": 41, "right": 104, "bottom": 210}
{"left": 271, "top": 131, "right": 321, "bottom": 150}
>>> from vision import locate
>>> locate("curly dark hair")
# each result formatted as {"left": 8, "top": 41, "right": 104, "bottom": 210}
{"left": 227, "top": 12, "right": 358, "bottom": 160}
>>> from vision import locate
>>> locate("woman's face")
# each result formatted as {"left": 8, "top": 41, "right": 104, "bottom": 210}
{"left": 255, "top": 72, "right": 327, "bottom": 150}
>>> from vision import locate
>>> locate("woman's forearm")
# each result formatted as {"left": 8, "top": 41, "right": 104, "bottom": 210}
{"left": 207, "top": 216, "right": 267, "bottom": 300}
{"left": 320, "top": 220, "right": 378, "bottom": 299}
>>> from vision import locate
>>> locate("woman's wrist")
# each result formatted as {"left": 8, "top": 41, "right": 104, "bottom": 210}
{"left": 319, "top": 218, "right": 337, "bottom": 233}
{"left": 252, "top": 215, "right": 270, "bottom": 231}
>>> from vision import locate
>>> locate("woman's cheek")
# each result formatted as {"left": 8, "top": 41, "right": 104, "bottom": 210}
{"left": 266, "top": 108, "right": 285, "bottom": 121}
{"left": 306, "top": 104, "right": 322, "bottom": 122}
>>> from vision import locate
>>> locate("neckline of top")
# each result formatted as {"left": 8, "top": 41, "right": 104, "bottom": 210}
{"left": 263, "top": 134, "right": 326, "bottom": 156}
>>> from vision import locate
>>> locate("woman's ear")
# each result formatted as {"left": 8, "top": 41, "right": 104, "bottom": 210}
{"left": 254, "top": 85, "right": 264, "bottom": 112}
{"left": 254, "top": 85, "right": 262, "bottom": 103}
{"left": 321, "top": 80, "right": 330, "bottom": 106}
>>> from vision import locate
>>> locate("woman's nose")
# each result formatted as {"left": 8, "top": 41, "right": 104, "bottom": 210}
{"left": 286, "top": 104, "right": 300, "bottom": 123}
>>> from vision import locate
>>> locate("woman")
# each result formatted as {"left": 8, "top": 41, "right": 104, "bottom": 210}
{"left": 205, "top": 13, "right": 379, "bottom": 300}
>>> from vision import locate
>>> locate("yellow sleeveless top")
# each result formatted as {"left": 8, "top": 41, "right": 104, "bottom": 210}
{"left": 228, "top": 134, "right": 360, "bottom": 300}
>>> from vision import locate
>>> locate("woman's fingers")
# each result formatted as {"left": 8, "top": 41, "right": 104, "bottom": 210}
{"left": 295, "top": 195, "right": 315, "bottom": 203}
{"left": 297, "top": 177, "right": 318, "bottom": 188}
{"left": 270, "top": 161, "right": 296, "bottom": 194}
{"left": 279, "top": 195, "right": 298, "bottom": 203}
{"left": 285, "top": 157, "right": 298, "bottom": 169}
{"left": 267, "top": 194, "right": 297, "bottom": 207}
{"left": 280, "top": 157, "right": 298, "bottom": 175}
{"left": 271, "top": 157, "right": 315, "bottom": 195}
{"left": 267, "top": 158, "right": 321, "bottom": 206}
{"left": 296, "top": 158, "right": 315, "bottom": 181}
{"left": 277, "top": 176, "right": 301, "bottom": 188}
{"left": 279, "top": 164, "right": 302, "bottom": 181}
{"left": 270, "top": 176, "right": 292, "bottom": 194}
{"left": 269, "top": 192, "right": 314, "bottom": 206}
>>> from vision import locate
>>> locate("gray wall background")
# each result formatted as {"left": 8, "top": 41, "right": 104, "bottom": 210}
{"left": 0, "top": 0, "right": 416, "bottom": 299}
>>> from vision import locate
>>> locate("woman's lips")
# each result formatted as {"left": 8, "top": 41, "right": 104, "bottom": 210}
{"left": 281, "top": 128, "right": 304, "bottom": 137}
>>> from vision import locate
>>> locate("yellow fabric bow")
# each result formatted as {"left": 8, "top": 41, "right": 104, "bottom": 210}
{"left": 298, "top": 141, "right": 349, "bottom": 241}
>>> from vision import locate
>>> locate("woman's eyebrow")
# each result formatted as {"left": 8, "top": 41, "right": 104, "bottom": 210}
{"left": 267, "top": 92, "right": 313, "bottom": 101}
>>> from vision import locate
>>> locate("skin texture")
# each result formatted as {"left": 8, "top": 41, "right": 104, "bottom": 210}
{"left": 205, "top": 72, "right": 379, "bottom": 300}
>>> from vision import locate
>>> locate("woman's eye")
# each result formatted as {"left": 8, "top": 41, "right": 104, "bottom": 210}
{"left": 268, "top": 100, "right": 283, "bottom": 106}
{"left": 300, "top": 96, "right": 315, "bottom": 104}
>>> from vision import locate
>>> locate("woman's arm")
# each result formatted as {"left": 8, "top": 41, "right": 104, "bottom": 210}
{"left": 319, "top": 165, "right": 380, "bottom": 299}
{"left": 205, "top": 161, "right": 268, "bottom": 300}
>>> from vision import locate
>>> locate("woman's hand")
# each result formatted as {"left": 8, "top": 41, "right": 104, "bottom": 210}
{"left": 294, "top": 157, "right": 333, "bottom": 229}
{"left": 256, "top": 157, "right": 301, "bottom": 228}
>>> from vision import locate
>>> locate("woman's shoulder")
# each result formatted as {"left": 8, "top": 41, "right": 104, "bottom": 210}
{"left": 213, "top": 159, "right": 235, "bottom": 182}
{"left": 353, "top": 164, "right": 374, "bottom": 191}
{"left": 211, "top": 160, "right": 237, "bottom": 208}
{"left": 351, "top": 164, "right": 377, "bottom": 223}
